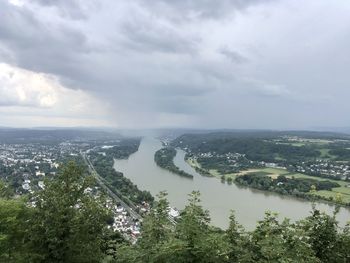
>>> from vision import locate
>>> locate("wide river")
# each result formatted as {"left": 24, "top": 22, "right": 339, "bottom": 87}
{"left": 114, "top": 137, "right": 350, "bottom": 229}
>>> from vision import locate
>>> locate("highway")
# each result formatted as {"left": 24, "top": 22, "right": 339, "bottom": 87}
{"left": 81, "top": 151, "right": 177, "bottom": 225}
{"left": 81, "top": 152, "right": 143, "bottom": 221}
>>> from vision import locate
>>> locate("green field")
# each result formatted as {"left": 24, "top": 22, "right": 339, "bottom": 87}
{"left": 260, "top": 168, "right": 289, "bottom": 175}
{"left": 318, "top": 148, "right": 337, "bottom": 159}
{"left": 234, "top": 168, "right": 350, "bottom": 203}
{"left": 326, "top": 185, "right": 350, "bottom": 203}
{"left": 332, "top": 186, "right": 350, "bottom": 195}
{"left": 276, "top": 142, "right": 306, "bottom": 147}
{"left": 313, "top": 190, "right": 350, "bottom": 204}
{"left": 276, "top": 138, "right": 332, "bottom": 147}
{"left": 187, "top": 158, "right": 237, "bottom": 179}
{"left": 237, "top": 167, "right": 350, "bottom": 204}
{"left": 188, "top": 161, "right": 350, "bottom": 204}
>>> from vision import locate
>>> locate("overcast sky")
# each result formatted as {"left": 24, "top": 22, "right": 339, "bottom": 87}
{"left": 0, "top": 0, "right": 349, "bottom": 129}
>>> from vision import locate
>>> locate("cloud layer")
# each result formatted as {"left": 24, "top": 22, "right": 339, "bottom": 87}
{"left": 0, "top": 0, "right": 350, "bottom": 128}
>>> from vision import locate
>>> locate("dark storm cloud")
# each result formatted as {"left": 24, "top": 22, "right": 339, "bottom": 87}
{"left": 29, "top": 0, "right": 96, "bottom": 20}
{"left": 0, "top": 1, "right": 204, "bottom": 97}
{"left": 136, "top": 0, "right": 274, "bottom": 20}
{"left": 219, "top": 47, "right": 248, "bottom": 64}
{"left": 0, "top": 1, "right": 90, "bottom": 81}
{"left": 120, "top": 21, "right": 199, "bottom": 54}
{"left": 1, "top": 0, "right": 350, "bottom": 129}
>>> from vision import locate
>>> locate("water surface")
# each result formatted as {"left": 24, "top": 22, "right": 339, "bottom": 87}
{"left": 114, "top": 137, "right": 350, "bottom": 229}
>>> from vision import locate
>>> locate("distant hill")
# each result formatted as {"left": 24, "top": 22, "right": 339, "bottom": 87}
{"left": 0, "top": 128, "right": 123, "bottom": 143}
{"left": 172, "top": 130, "right": 350, "bottom": 143}
{"left": 312, "top": 127, "right": 350, "bottom": 135}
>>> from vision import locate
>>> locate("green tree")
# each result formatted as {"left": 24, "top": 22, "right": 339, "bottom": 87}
{"left": 115, "top": 191, "right": 231, "bottom": 263}
{"left": 333, "top": 223, "right": 350, "bottom": 262}
{"left": 249, "top": 212, "right": 319, "bottom": 262}
{"left": 137, "top": 191, "right": 173, "bottom": 262}
{"left": 0, "top": 198, "right": 33, "bottom": 262}
{"left": 226, "top": 212, "right": 248, "bottom": 262}
{"left": 0, "top": 180, "right": 14, "bottom": 199}
{"left": 138, "top": 191, "right": 172, "bottom": 247}
{"left": 174, "top": 191, "right": 229, "bottom": 263}
{"left": 115, "top": 191, "right": 175, "bottom": 263}
{"left": 29, "top": 161, "right": 111, "bottom": 263}
{"left": 302, "top": 208, "right": 339, "bottom": 262}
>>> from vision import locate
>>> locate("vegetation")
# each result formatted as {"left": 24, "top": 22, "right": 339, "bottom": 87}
{"left": 0, "top": 128, "right": 123, "bottom": 144}
{"left": 104, "top": 139, "right": 142, "bottom": 159}
{"left": 89, "top": 145, "right": 154, "bottom": 205}
{"left": 0, "top": 162, "right": 116, "bottom": 263}
{"left": 173, "top": 131, "right": 350, "bottom": 205}
{"left": 1, "top": 162, "right": 350, "bottom": 262}
{"left": 29, "top": 162, "right": 112, "bottom": 262}
{"left": 172, "top": 131, "right": 350, "bottom": 168}
{"left": 195, "top": 154, "right": 258, "bottom": 174}
{"left": 172, "top": 132, "right": 332, "bottom": 162}
{"left": 114, "top": 191, "right": 350, "bottom": 263}
{"left": 329, "top": 148, "right": 350, "bottom": 160}
{"left": 154, "top": 147, "right": 193, "bottom": 178}
{"left": 235, "top": 172, "right": 342, "bottom": 202}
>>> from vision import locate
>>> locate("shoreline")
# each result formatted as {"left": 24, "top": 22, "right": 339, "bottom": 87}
{"left": 185, "top": 156, "right": 350, "bottom": 209}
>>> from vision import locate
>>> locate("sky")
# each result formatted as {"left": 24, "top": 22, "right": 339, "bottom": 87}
{"left": 0, "top": 0, "right": 350, "bottom": 129}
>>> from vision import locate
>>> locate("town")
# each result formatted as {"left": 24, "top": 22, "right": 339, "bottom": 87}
{"left": 186, "top": 150, "right": 350, "bottom": 181}
{"left": 0, "top": 135, "right": 154, "bottom": 242}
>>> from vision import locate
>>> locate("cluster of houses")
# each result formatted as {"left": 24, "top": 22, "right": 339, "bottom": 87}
{"left": 106, "top": 199, "right": 152, "bottom": 242}
{"left": 1, "top": 140, "right": 160, "bottom": 242}
{"left": 295, "top": 160, "right": 350, "bottom": 180}
{"left": 0, "top": 142, "right": 83, "bottom": 193}
{"left": 111, "top": 203, "right": 142, "bottom": 242}
{"left": 189, "top": 151, "right": 259, "bottom": 172}
{"left": 188, "top": 149, "right": 350, "bottom": 181}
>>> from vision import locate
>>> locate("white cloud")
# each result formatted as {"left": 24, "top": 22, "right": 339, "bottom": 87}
{"left": 0, "top": 63, "right": 111, "bottom": 127}
{"left": 0, "top": 63, "right": 60, "bottom": 107}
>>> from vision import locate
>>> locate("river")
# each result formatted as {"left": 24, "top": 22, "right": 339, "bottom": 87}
{"left": 114, "top": 137, "right": 350, "bottom": 229}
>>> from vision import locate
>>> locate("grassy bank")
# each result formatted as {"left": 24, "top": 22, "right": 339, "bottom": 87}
{"left": 186, "top": 160, "right": 350, "bottom": 205}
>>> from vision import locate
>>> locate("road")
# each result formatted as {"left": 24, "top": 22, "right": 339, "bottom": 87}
{"left": 81, "top": 151, "right": 177, "bottom": 225}
{"left": 81, "top": 152, "right": 143, "bottom": 221}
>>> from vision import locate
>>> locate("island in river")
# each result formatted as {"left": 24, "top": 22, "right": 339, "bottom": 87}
{"left": 114, "top": 137, "right": 350, "bottom": 230}
{"left": 172, "top": 131, "right": 350, "bottom": 206}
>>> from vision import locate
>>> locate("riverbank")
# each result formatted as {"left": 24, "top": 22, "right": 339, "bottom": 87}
{"left": 186, "top": 157, "right": 237, "bottom": 180}
{"left": 154, "top": 147, "right": 193, "bottom": 178}
{"left": 114, "top": 137, "right": 350, "bottom": 229}
{"left": 185, "top": 157, "right": 350, "bottom": 207}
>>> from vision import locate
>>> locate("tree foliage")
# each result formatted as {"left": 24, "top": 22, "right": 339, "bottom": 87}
{"left": 28, "top": 161, "right": 111, "bottom": 263}
{"left": 154, "top": 147, "right": 194, "bottom": 178}
{"left": 115, "top": 192, "right": 350, "bottom": 263}
{"left": 1, "top": 161, "right": 350, "bottom": 262}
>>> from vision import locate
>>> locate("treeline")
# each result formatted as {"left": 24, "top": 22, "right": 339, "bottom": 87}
{"left": 194, "top": 155, "right": 260, "bottom": 175}
{"left": 174, "top": 136, "right": 320, "bottom": 163}
{"left": 0, "top": 128, "right": 124, "bottom": 144}
{"left": 114, "top": 191, "right": 350, "bottom": 263}
{"left": 329, "top": 148, "right": 350, "bottom": 160}
{"left": 190, "top": 163, "right": 212, "bottom": 177}
{"left": 154, "top": 147, "right": 193, "bottom": 178}
{"left": 1, "top": 162, "right": 350, "bottom": 262}
{"left": 89, "top": 138, "right": 153, "bottom": 205}
{"left": 235, "top": 173, "right": 346, "bottom": 204}
{"left": 0, "top": 162, "right": 120, "bottom": 262}
{"left": 104, "top": 138, "right": 141, "bottom": 159}
{"left": 90, "top": 152, "right": 153, "bottom": 205}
